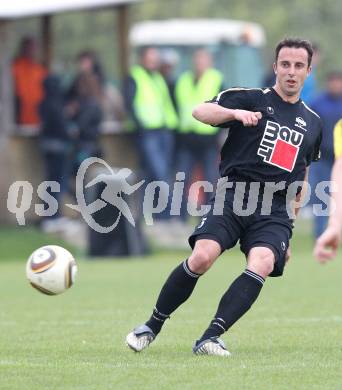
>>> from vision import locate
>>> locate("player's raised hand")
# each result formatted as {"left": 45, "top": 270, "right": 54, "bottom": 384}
{"left": 313, "top": 225, "right": 341, "bottom": 263}
{"left": 234, "top": 110, "right": 262, "bottom": 127}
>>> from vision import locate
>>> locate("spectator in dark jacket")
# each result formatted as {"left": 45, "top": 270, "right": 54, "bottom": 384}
{"left": 73, "top": 72, "right": 103, "bottom": 168}
{"left": 39, "top": 74, "right": 72, "bottom": 220}
{"left": 309, "top": 71, "right": 342, "bottom": 238}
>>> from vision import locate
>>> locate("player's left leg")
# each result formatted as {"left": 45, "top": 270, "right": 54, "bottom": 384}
{"left": 126, "top": 239, "right": 221, "bottom": 352}
{"left": 193, "top": 247, "right": 274, "bottom": 356}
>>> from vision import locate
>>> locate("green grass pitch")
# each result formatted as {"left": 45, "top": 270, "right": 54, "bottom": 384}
{"left": 0, "top": 225, "right": 342, "bottom": 389}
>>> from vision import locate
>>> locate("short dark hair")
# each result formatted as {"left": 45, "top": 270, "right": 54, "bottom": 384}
{"left": 275, "top": 38, "right": 313, "bottom": 67}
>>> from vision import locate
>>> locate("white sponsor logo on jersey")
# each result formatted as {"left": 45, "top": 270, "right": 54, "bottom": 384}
{"left": 257, "top": 120, "right": 304, "bottom": 172}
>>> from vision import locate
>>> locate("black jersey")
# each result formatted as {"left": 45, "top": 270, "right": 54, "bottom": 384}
{"left": 213, "top": 87, "right": 322, "bottom": 189}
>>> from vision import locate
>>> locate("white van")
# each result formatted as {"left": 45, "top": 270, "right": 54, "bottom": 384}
{"left": 130, "top": 19, "right": 266, "bottom": 88}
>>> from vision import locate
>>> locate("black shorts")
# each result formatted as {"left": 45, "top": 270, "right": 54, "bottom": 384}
{"left": 188, "top": 188, "right": 293, "bottom": 277}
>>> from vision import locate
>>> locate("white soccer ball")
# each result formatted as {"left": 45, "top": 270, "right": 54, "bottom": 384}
{"left": 26, "top": 245, "right": 77, "bottom": 295}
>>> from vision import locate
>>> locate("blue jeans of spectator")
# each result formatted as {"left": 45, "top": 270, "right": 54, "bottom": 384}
{"left": 175, "top": 133, "right": 219, "bottom": 221}
{"left": 42, "top": 150, "right": 71, "bottom": 218}
{"left": 136, "top": 129, "right": 174, "bottom": 219}
{"left": 308, "top": 158, "right": 334, "bottom": 238}
{"left": 41, "top": 139, "right": 72, "bottom": 219}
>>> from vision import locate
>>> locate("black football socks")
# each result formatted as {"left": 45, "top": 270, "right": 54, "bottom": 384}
{"left": 145, "top": 259, "right": 201, "bottom": 335}
{"left": 198, "top": 269, "right": 264, "bottom": 342}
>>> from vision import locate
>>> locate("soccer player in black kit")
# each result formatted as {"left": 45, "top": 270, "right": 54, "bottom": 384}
{"left": 126, "top": 38, "right": 322, "bottom": 356}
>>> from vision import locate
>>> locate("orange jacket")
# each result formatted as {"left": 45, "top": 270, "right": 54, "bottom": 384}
{"left": 12, "top": 57, "right": 47, "bottom": 125}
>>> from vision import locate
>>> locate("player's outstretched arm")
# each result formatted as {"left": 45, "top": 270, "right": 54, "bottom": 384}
{"left": 314, "top": 156, "right": 342, "bottom": 262}
{"left": 192, "top": 103, "right": 262, "bottom": 127}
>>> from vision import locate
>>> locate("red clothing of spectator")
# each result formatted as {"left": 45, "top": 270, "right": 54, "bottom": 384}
{"left": 12, "top": 56, "right": 47, "bottom": 125}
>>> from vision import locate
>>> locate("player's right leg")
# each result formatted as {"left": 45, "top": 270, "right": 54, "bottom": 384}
{"left": 125, "top": 239, "right": 221, "bottom": 352}
{"left": 193, "top": 246, "right": 274, "bottom": 357}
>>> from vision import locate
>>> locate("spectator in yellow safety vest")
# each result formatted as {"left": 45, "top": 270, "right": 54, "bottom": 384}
{"left": 123, "top": 47, "right": 178, "bottom": 220}
{"left": 174, "top": 49, "right": 224, "bottom": 221}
